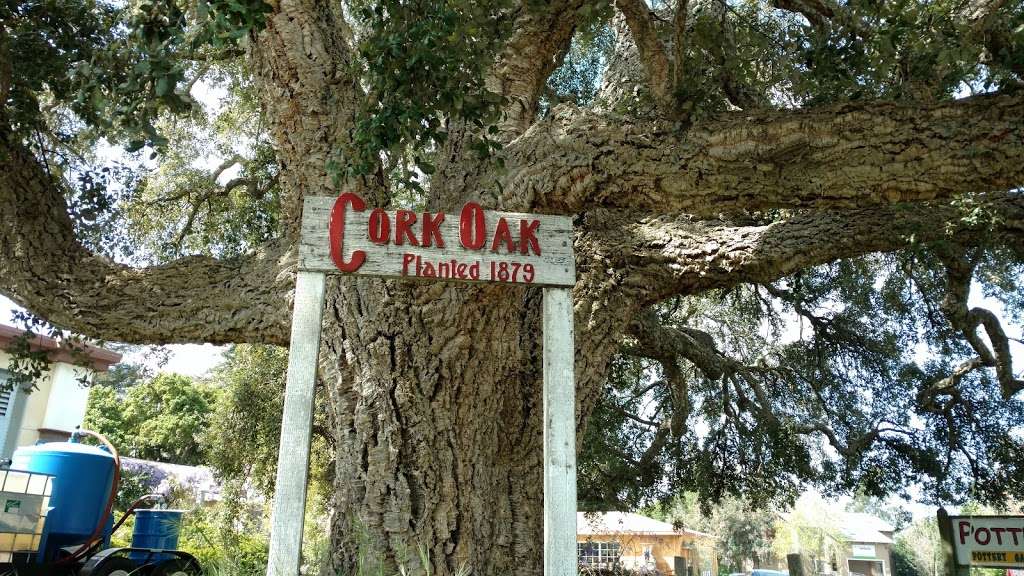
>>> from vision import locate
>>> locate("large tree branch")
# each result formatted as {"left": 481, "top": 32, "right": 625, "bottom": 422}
{"left": 251, "top": 0, "right": 383, "bottom": 233}
{"left": 613, "top": 0, "right": 676, "bottom": 114}
{"left": 432, "top": 0, "right": 586, "bottom": 209}
{"left": 577, "top": 192, "right": 1024, "bottom": 307}
{"left": 0, "top": 130, "right": 292, "bottom": 346}
{"left": 494, "top": 90, "right": 1024, "bottom": 214}
{"left": 491, "top": 0, "right": 589, "bottom": 136}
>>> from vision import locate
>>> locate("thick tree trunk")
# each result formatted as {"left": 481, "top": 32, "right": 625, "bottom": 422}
{"left": 321, "top": 281, "right": 545, "bottom": 575}
{"left": 315, "top": 271, "right": 628, "bottom": 575}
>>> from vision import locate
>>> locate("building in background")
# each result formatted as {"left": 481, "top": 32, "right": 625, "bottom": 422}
{"left": 768, "top": 510, "right": 896, "bottom": 576}
{"left": 577, "top": 511, "right": 717, "bottom": 575}
{"left": 0, "top": 323, "right": 121, "bottom": 458}
{"left": 840, "top": 513, "right": 895, "bottom": 576}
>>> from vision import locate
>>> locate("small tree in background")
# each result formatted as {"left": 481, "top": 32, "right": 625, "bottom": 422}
{"left": 893, "top": 518, "right": 941, "bottom": 576}
{"left": 84, "top": 372, "right": 217, "bottom": 465}
{"left": 658, "top": 493, "right": 777, "bottom": 573}
{"left": 773, "top": 495, "right": 847, "bottom": 575}
{"left": 203, "top": 344, "right": 333, "bottom": 498}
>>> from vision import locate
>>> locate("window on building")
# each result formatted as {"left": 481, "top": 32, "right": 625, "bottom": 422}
{"left": 578, "top": 540, "right": 621, "bottom": 567}
{"left": 0, "top": 370, "right": 11, "bottom": 417}
{"left": 0, "top": 370, "right": 26, "bottom": 459}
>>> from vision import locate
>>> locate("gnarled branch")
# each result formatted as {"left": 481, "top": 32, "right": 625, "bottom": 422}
{"left": 0, "top": 128, "right": 292, "bottom": 346}
{"left": 491, "top": 0, "right": 590, "bottom": 135}
{"left": 494, "top": 90, "right": 1024, "bottom": 214}
{"left": 577, "top": 192, "right": 1024, "bottom": 307}
{"left": 937, "top": 247, "right": 1024, "bottom": 399}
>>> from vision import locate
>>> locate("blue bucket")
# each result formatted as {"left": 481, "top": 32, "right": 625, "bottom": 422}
{"left": 130, "top": 509, "right": 184, "bottom": 561}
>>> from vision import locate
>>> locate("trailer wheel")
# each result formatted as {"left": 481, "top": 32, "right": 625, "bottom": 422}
{"left": 84, "top": 557, "right": 137, "bottom": 576}
{"left": 151, "top": 558, "right": 202, "bottom": 576}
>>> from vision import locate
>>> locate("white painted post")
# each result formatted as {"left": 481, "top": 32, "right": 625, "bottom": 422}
{"left": 543, "top": 287, "right": 577, "bottom": 576}
{"left": 266, "top": 271, "right": 328, "bottom": 576}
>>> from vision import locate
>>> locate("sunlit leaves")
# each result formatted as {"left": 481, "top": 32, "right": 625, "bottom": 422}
{"left": 84, "top": 372, "right": 218, "bottom": 465}
{"left": 337, "top": 0, "right": 513, "bottom": 189}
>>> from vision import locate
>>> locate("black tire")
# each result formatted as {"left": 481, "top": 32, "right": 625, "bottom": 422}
{"left": 84, "top": 557, "right": 138, "bottom": 576}
{"left": 151, "top": 558, "right": 202, "bottom": 576}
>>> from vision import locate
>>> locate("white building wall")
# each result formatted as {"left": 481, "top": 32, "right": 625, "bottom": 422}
{"left": 40, "top": 363, "right": 91, "bottom": 434}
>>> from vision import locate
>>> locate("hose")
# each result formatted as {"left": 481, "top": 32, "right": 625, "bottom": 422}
{"left": 56, "top": 428, "right": 121, "bottom": 565}
{"left": 111, "top": 493, "right": 165, "bottom": 536}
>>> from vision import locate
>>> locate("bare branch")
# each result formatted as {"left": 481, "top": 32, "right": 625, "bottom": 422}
{"left": 494, "top": 90, "right": 1024, "bottom": 214}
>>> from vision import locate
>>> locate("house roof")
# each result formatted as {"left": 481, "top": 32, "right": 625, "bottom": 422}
{"left": 779, "top": 508, "right": 895, "bottom": 545}
{"left": 0, "top": 323, "right": 122, "bottom": 371}
{"left": 840, "top": 512, "right": 895, "bottom": 544}
{"left": 577, "top": 512, "right": 712, "bottom": 538}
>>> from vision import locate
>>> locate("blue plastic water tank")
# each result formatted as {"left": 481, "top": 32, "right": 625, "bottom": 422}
{"left": 131, "top": 509, "right": 183, "bottom": 560}
{"left": 11, "top": 442, "right": 116, "bottom": 558}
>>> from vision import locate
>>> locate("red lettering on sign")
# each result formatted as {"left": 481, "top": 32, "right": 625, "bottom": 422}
{"left": 977, "top": 527, "right": 991, "bottom": 545}
{"left": 491, "top": 217, "right": 515, "bottom": 253}
{"left": 1008, "top": 527, "right": 1022, "bottom": 546}
{"left": 460, "top": 203, "right": 486, "bottom": 250}
{"left": 422, "top": 212, "right": 446, "bottom": 248}
{"left": 959, "top": 521, "right": 972, "bottom": 545}
{"left": 396, "top": 210, "right": 420, "bottom": 246}
{"left": 993, "top": 527, "right": 1007, "bottom": 546}
{"left": 368, "top": 208, "right": 390, "bottom": 245}
{"left": 401, "top": 253, "right": 416, "bottom": 276}
{"left": 520, "top": 219, "right": 541, "bottom": 255}
{"left": 329, "top": 193, "right": 366, "bottom": 272}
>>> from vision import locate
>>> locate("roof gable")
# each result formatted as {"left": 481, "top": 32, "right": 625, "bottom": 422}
{"left": 577, "top": 512, "right": 711, "bottom": 537}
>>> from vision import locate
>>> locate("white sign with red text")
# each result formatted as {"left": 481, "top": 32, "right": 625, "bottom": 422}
{"left": 298, "top": 194, "right": 575, "bottom": 286}
{"left": 950, "top": 516, "right": 1024, "bottom": 568}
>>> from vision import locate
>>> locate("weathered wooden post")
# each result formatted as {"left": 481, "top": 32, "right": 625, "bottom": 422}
{"left": 543, "top": 286, "right": 576, "bottom": 576}
{"left": 787, "top": 553, "right": 806, "bottom": 576}
{"left": 265, "top": 270, "right": 326, "bottom": 576}
{"left": 266, "top": 195, "right": 577, "bottom": 576}
{"left": 936, "top": 508, "right": 963, "bottom": 576}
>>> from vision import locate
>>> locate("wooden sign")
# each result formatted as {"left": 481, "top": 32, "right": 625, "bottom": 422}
{"left": 268, "top": 193, "right": 578, "bottom": 576}
{"left": 949, "top": 515, "right": 1024, "bottom": 568}
{"left": 298, "top": 194, "right": 575, "bottom": 286}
